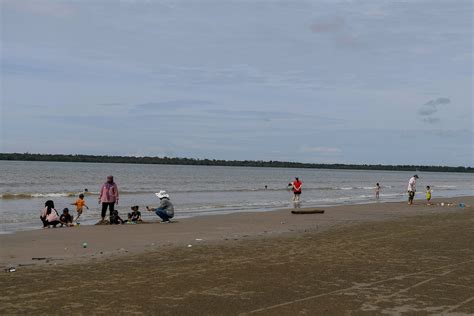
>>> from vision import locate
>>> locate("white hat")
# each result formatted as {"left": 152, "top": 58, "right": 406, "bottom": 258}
{"left": 155, "top": 190, "right": 169, "bottom": 199}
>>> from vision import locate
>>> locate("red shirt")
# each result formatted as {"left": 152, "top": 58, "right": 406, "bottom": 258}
{"left": 292, "top": 180, "right": 302, "bottom": 193}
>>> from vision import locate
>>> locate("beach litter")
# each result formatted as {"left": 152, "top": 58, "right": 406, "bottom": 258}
{"left": 187, "top": 244, "right": 192, "bottom": 248}
{"left": 5, "top": 267, "right": 16, "bottom": 273}
{"left": 82, "top": 242, "right": 88, "bottom": 248}
{"left": 195, "top": 239, "right": 203, "bottom": 241}
{"left": 459, "top": 203, "right": 465, "bottom": 208}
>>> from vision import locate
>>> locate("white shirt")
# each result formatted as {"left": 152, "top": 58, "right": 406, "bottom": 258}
{"left": 407, "top": 177, "right": 416, "bottom": 192}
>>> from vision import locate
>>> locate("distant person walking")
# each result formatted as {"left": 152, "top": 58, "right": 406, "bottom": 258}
{"left": 407, "top": 174, "right": 419, "bottom": 205}
{"left": 291, "top": 177, "right": 303, "bottom": 202}
{"left": 99, "top": 175, "right": 119, "bottom": 222}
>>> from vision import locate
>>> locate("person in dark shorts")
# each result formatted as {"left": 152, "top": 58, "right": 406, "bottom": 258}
{"left": 292, "top": 177, "right": 303, "bottom": 202}
{"left": 407, "top": 174, "right": 419, "bottom": 205}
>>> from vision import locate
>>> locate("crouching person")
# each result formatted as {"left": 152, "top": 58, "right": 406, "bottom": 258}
{"left": 146, "top": 191, "right": 174, "bottom": 223}
{"left": 40, "top": 200, "right": 61, "bottom": 228}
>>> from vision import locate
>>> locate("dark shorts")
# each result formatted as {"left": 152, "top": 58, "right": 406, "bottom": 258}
{"left": 293, "top": 191, "right": 302, "bottom": 195}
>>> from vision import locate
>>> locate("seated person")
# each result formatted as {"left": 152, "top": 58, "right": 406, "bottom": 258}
{"left": 60, "top": 208, "right": 74, "bottom": 227}
{"left": 127, "top": 206, "right": 142, "bottom": 223}
{"left": 40, "top": 200, "right": 61, "bottom": 228}
{"left": 146, "top": 190, "right": 174, "bottom": 223}
{"left": 110, "top": 209, "right": 125, "bottom": 225}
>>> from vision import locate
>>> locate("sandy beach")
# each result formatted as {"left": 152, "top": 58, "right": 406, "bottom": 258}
{"left": 1, "top": 196, "right": 473, "bottom": 314}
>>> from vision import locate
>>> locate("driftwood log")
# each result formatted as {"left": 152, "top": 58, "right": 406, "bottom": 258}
{"left": 291, "top": 209, "right": 325, "bottom": 214}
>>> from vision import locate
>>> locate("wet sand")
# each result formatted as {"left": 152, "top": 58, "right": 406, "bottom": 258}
{"left": 0, "top": 197, "right": 473, "bottom": 314}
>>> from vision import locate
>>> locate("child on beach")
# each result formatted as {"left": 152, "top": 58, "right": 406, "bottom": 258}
{"left": 60, "top": 208, "right": 74, "bottom": 227}
{"left": 127, "top": 206, "right": 142, "bottom": 224}
{"left": 40, "top": 200, "right": 61, "bottom": 228}
{"left": 375, "top": 183, "right": 381, "bottom": 199}
{"left": 110, "top": 209, "right": 125, "bottom": 225}
{"left": 426, "top": 186, "right": 432, "bottom": 205}
{"left": 72, "top": 193, "right": 89, "bottom": 223}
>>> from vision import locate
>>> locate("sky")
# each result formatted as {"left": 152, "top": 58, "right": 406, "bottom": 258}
{"left": 0, "top": 0, "right": 472, "bottom": 166}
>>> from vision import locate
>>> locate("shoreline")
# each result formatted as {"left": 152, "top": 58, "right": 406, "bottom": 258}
{"left": 2, "top": 192, "right": 472, "bottom": 235}
{"left": 1, "top": 196, "right": 471, "bottom": 269}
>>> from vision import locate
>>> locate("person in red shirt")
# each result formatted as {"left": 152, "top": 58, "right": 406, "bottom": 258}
{"left": 292, "top": 177, "right": 302, "bottom": 202}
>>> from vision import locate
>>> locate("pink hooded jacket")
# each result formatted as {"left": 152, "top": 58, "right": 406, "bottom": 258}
{"left": 41, "top": 207, "right": 59, "bottom": 222}
{"left": 99, "top": 182, "right": 119, "bottom": 203}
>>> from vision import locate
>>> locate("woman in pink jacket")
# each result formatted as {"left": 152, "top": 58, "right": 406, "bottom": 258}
{"left": 40, "top": 200, "right": 60, "bottom": 228}
{"left": 99, "top": 175, "right": 119, "bottom": 222}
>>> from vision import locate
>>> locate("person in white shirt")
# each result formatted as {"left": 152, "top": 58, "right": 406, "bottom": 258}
{"left": 407, "top": 174, "right": 419, "bottom": 205}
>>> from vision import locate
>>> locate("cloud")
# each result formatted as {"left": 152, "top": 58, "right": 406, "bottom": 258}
{"left": 418, "top": 106, "right": 438, "bottom": 116}
{"left": 421, "top": 117, "right": 440, "bottom": 124}
{"left": 310, "top": 17, "right": 345, "bottom": 33}
{"left": 2, "top": 0, "right": 74, "bottom": 17}
{"left": 300, "top": 146, "right": 342, "bottom": 154}
{"left": 424, "top": 97, "right": 450, "bottom": 107}
{"left": 132, "top": 100, "right": 214, "bottom": 113}
{"left": 99, "top": 102, "right": 124, "bottom": 107}
{"left": 418, "top": 97, "right": 450, "bottom": 124}
{"left": 309, "top": 17, "right": 361, "bottom": 48}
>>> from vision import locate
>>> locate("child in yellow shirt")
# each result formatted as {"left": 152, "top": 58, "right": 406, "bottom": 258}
{"left": 426, "top": 186, "right": 432, "bottom": 205}
{"left": 71, "top": 193, "right": 89, "bottom": 222}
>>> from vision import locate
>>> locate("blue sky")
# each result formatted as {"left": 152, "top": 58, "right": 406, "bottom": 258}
{"left": 1, "top": 0, "right": 472, "bottom": 166}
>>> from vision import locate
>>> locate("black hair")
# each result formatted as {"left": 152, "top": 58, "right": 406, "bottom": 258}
{"left": 45, "top": 200, "right": 55, "bottom": 215}
{"left": 376, "top": 183, "right": 379, "bottom": 186}
{"left": 79, "top": 194, "right": 84, "bottom": 199}
{"left": 426, "top": 186, "right": 430, "bottom": 189}
{"left": 63, "top": 208, "right": 69, "bottom": 213}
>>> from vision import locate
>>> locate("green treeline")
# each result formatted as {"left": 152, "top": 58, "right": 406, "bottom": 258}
{"left": 0, "top": 153, "right": 472, "bottom": 173}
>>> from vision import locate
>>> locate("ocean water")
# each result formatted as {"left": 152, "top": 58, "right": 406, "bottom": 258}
{"left": 0, "top": 160, "right": 472, "bottom": 234}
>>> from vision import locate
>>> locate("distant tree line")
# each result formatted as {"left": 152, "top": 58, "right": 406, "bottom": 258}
{"left": 0, "top": 153, "right": 472, "bottom": 173}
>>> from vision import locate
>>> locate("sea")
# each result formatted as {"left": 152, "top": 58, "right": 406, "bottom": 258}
{"left": 0, "top": 160, "right": 472, "bottom": 234}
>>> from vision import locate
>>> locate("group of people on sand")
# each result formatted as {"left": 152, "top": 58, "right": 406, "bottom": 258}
{"left": 40, "top": 174, "right": 435, "bottom": 228}
{"left": 406, "top": 174, "right": 432, "bottom": 205}
{"left": 376, "top": 174, "right": 432, "bottom": 205}
{"left": 40, "top": 175, "right": 175, "bottom": 228}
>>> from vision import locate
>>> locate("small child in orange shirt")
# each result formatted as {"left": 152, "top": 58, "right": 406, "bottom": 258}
{"left": 71, "top": 193, "right": 89, "bottom": 222}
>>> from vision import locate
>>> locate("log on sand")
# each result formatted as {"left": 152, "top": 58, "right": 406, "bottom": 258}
{"left": 291, "top": 209, "right": 325, "bottom": 214}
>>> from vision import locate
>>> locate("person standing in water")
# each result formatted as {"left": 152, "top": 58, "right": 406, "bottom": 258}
{"left": 375, "top": 183, "right": 381, "bottom": 200}
{"left": 292, "top": 177, "right": 303, "bottom": 202}
{"left": 98, "top": 175, "right": 119, "bottom": 223}
{"left": 407, "top": 174, "right": 418, "bottom": 205}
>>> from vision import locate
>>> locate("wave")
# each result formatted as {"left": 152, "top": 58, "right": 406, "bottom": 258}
{"left": 0, "top": 192, "right": 80, "bottom": 199}
{"left": 0, "top": 183, "right": 459, "bottom": 200}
